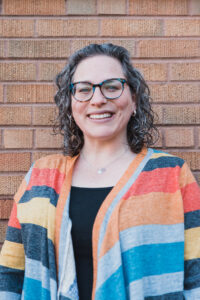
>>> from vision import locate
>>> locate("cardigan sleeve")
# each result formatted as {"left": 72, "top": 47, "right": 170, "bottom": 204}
{"left": 0, "top": 172, "right": 30, "bottom": 299}
{"left": 180, "top": 162, "right": 200, "bottom": 298}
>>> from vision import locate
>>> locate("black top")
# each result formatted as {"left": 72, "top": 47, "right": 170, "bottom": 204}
{"left": 69, "top": 186, "right": 113, "bottom": 300}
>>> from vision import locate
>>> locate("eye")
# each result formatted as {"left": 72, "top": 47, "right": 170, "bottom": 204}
{"left": 103, "top": 81, "right": 121, "bottom": 92}
{"left": 76, "top": 83, "right": 92, "bottom": 94}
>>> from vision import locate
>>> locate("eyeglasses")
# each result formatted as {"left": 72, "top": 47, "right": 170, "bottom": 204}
{"left": 70, "top": 78, "right": 127, "bottom": 102}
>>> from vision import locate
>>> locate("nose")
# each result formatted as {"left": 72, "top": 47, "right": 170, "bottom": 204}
{"left": 90, "top": 86, "right": 107, "bottom": 106}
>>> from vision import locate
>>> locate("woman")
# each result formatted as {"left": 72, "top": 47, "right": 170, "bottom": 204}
{"left": 0, "top": 43, "right": 200, "bottom": 300}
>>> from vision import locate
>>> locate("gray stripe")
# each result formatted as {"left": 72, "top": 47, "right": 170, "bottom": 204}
{"left": 127, "top": 272, "right": 184, "bottom": 299}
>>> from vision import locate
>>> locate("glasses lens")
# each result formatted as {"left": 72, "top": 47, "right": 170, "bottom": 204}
{"left": 102, "top": 79, "right": 123, "bottom": 99}
{"left": 73, "top": 82, "right": 93, "bottom": 101}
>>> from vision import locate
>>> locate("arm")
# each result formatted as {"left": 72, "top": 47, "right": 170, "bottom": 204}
{"left": 181, "top": 163, "right": 200, "bottom": 299}
{"left": 0, "top": 175, "right": 28, "bottom": 299}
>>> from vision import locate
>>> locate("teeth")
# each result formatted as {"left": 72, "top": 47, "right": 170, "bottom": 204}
{"left": 89, "top": 113, "right": 112, "bottom": 119}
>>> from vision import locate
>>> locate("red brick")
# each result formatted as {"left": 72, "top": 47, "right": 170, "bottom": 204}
{"left": 129, "top": 0, "right": 187, "bottom": 15}
{"left": 4, "top": 130, "right": 33, "bottom": 149}
{"left": 71, "top": 39, "right": 136, "bottom": 56}
{"left": 67, "top": 0, "right": 96, "bottom": 14}
{"left": 101, "top": 19, "right": 162, "bottom": 36}
{"left": 152, "top": 104, "right": 162, "bottom": 125}
{"left": 35, "top": 129, "right": 63, "bottom": 149}
{"left": 0, "top": 200, "right": 13, "bottom": 219}
{"left": 32, "top": 151, "right": 61, "bottom": 161}
{"left": 190, "top": 0, "right": 200, "bottom": 15}
{"left": 165, "top": 19, "right": 200, "bottom": 36}
{"left": 4, "top": 0, "right": 66, "bottom": 15}
{"left": 0, "top": 63, "right": 36, "bottom": 81}
{"left": 164, "top": 127, "right": 194, "bottom": 148}
{"left": 150, "top": 84, "right": 200, "bottom": 103}
{"left": 7, "top": 40, "right": 70, "bottom": 58}
{"left": 169, "top": 151, "right": 200, "bottom": 171}
{"left": 6, "top": 84, "right": 55, "bottom": 103}
{"left": 134, "top": 63, "right": 167, "bottom": 81}
{"left": 199, "top": 128, "right": 200, "bottom": 148}
{"left": 0, "top": 221, "right": 7, "bottom": 243}
{"left": 0, "top": 85, "right": 3, "bottom": 102}
{"left": 0, "top": 175, "right": 24, "bottom": 195}
{"left": 0, "top": 107, "right": 31, "bottom": 125}
{"left": 154, "top": 127, "right": 163, "bottom": 148}
{"left": 37, "top": 19, "right": 98, "bottom": 36}
{"left": 138, "top": 40, "right": 199, "bottom": 58}
{"left": 0, "top": 153, "right": 31, "bottom": 172}
{"left": 0, "top": 19, "right": 34, "bottom": 37}
{"left": 163, "top": 106, "right": 200, "bottom": 124}
{"left": 38, "top": 62, "right": 65, "bottom": 81}
{"left": 170, "top": 63, "right": 200, "bottom": 81}
{"left": 98, "top": 0, "right": 126, "bottom": 14}
{"left": 33, "top": 106, "right": 57, "bottom": 126}
{"left": 0, "top": 41, "right": 5, "bottom": 58}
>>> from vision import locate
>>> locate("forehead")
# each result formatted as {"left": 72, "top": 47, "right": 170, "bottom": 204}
{"left": 73, "top": 55, "right": 124, "bottom": 83}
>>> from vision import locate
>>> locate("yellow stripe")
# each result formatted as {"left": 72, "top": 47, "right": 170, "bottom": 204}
{"left": 151, "top": 152, "right": 173, "bottom": 159}
{"left": 0, "top": 240, "right": 25, "bottom": 270}
{"left": 185, "top": 227, "right": 200, "bottom": 260}
{"left": 18, "top": 197, "right": 55, "bottom": 242}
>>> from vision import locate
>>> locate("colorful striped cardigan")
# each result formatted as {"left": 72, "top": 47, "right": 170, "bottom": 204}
{"left": 0, "top": 148, "right": 200, "bottom": 299}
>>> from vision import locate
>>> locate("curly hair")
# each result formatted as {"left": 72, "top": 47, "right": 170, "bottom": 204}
{"left": 54, "top": 43, "right": 158, "bottom": 156}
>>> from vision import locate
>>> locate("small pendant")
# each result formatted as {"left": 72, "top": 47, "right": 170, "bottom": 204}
{"left": 97, "top": 168, "right": 106, "bottom": 174}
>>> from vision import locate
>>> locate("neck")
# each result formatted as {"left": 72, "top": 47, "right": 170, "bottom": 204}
{"left": 81, "top": 136, "right": 129, "bottom": 165}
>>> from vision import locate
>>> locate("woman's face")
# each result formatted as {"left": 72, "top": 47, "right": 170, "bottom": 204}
{"left": 71, "top": 55, "right": 136, "bottom": 144}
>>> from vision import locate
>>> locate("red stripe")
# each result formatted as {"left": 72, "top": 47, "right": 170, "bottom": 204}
{"left": 182, "top": 182, "right": 200, "bottom": 213}
{"left": 8, "top": 202, "right": 21, "bottom": 229}
{"left": 124, "top": 167, "right": 181, "bottom": 199}
{"left": 27, "top": 168, "right": 65, "bottom": 194}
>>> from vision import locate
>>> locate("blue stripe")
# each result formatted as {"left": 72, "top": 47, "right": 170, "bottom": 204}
{"left": 127, "top": 272, "right": 183, "bottom": 298}
{"left": 95, "top": 265, "right": 127, "bottom": 300}
{"left": 25, "top": 257, "right": 57, "bottom": 294}
{"left": 120, "top": 223, "right": 184, "bottom": 252}
{"left": 97, "top": 224, "right": 184, "bottom": 290}
{"left": 143, "top": 156, "right": 184, "bottom": 172}
{"left": 97, "top": 148, "right": 154, "bottom": 257}
{"left": 21, "top": 224, "right": 56, "bottom": 280}
{"left": 122, "top": 242, "right": 184, "bottom": 284}
{"left": 184, "top": 286, "right": 200, "bottom": 299}
{"left": 19, "top": 186, "right": 59, "bottom": 207}
{"left": 24, "top": 164, "right": 34, "bottom": 185}
{"left": 145, "top": 291, "right": 183, "bottom": 299}
{"left": 23, "top": 277, "right": 50, "bottom": 300}
{"left": 6, "top": 226, "right": 22, "bottom": 244}
{"left": 185, "top": 210, "right": 200, "bottom": 230}
{"left": 0, "top": 291, "right": 21, "bottom": 300}
{"left": 0, "top": 265, "right": 24, "bottom": 294}
{"left": 184, "top": 257, "right": 200, "bottom": 290}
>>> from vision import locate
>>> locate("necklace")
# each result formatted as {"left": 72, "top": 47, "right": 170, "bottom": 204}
{"left": 81, "top": 147, "right": 129, "bottom": 175}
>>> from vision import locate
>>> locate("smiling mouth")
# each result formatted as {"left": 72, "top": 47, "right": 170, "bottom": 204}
{"left": 88, "top": 113, "right": 113, "bottom": 119}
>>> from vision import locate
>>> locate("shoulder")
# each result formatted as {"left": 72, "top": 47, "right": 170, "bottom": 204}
{"left": 144, "top": 148, "right": 185, "bottom": 172}
{"left": 33, "top": 154, "right": 75, "bottom": 171}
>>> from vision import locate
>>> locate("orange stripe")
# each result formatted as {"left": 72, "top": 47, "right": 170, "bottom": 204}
{"left": 99, "top": 190, "right": 184, "bottom": 259}
{"left": 91, "top": 148, "right": 147, "bottom": 300}
{"left": 34, "top": 154, "right": 67, "bottom": 173}
{"left": 54, "top": 155, "right": 78, "bottom": 273}
{"left": 179, "top": 162, "right": 195, "bottom": 188}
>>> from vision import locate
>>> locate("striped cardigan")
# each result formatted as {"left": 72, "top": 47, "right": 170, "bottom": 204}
{"left": 0, "top": 148, "right": 200, "bottom": 299}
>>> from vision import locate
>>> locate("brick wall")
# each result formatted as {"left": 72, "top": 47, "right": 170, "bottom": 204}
{"left": 0, "top": 0, "right": 200, "bottom": 247}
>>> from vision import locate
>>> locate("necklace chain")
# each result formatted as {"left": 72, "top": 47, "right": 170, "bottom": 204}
{"left": 81, "top": 147, "right": 129, "bottom": 175}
